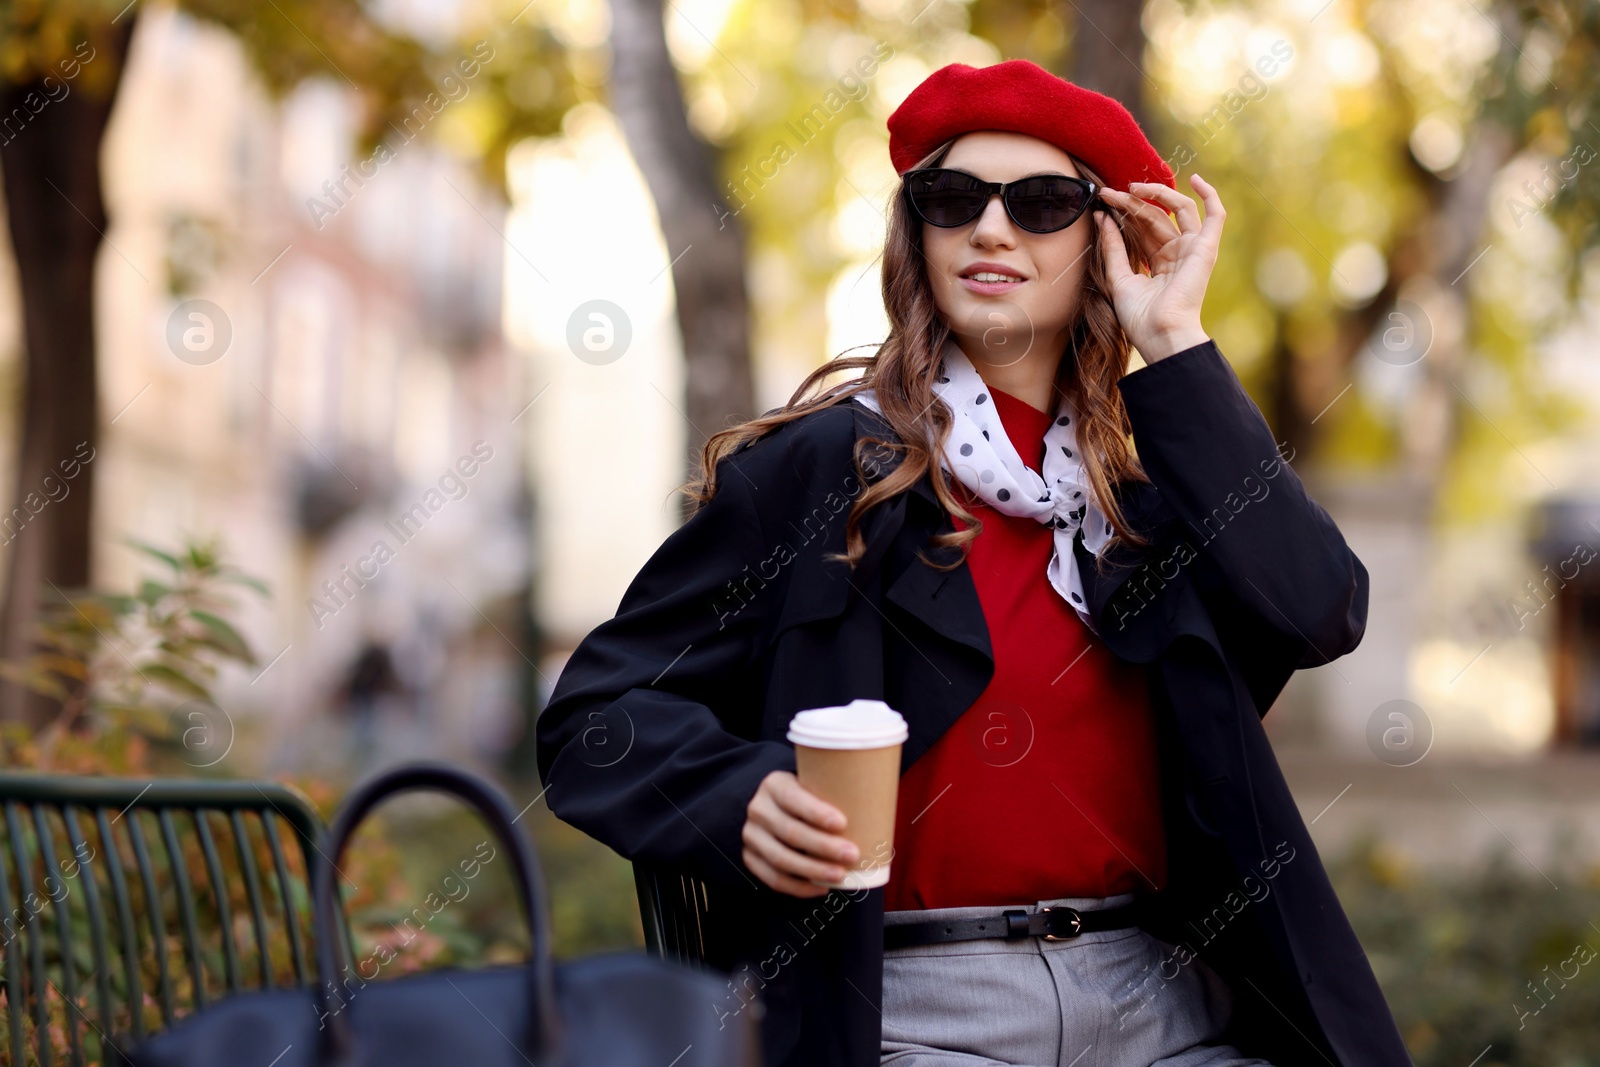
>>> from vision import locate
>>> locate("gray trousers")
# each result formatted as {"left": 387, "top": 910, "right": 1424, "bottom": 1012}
{"left": 881, "top": 893, "right": 1274, "bottom": 1067}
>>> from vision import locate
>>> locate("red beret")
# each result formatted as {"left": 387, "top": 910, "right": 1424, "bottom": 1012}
{"left": 887, "top": 59, "right": 1175, "bottom": 193}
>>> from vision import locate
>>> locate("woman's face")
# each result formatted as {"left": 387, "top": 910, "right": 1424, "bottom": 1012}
{"left": 920, "top": 131, "right": 1095, "bottom": 367}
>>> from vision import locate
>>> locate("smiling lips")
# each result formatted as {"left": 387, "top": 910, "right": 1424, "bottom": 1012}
{"left": 958, "top": 261, "right": 1027, "bottom": 294}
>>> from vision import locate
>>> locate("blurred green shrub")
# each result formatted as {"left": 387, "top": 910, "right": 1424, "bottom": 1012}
{"left": 337, "top": 791, "right": 643, "bottom": 976}
{"left": 0, "top": 536, "right": 267, "bottom": 773}
{"left": 1328, "top": 831, "right": 1600, "bottom": 1067}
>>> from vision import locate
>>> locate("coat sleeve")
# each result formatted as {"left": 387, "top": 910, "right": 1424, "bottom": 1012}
{"left": 1117, "top": 339, "right": 1369, "bottom": 669}
{"left": 534, "top": 443, "right": 798, "bottom": 888}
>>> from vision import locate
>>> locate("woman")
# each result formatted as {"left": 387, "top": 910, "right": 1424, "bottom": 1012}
{"left": 536, "top": 60, "right": 1411, "bottom": 1067}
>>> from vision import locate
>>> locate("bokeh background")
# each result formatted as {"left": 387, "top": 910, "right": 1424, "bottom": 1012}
{"left": 1, "top": 0, "right": 1599, "bottom": 1063}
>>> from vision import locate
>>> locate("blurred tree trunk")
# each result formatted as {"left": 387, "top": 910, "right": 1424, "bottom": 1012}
{"left": 1264, "top": 319, "right": 1312, "bottom": 461}
{"left": 1386, "top": 122, "right": 1513, "bottom": 479}
{"left": 606, "top": 0, "right": 754, "bottom": 516}
{"left": 0, "top": 17, "right": 136, "bottom": 728}
{"left": 1058, "top": 0, "right": 1326, "bottom": 457}
{"left": 1061, "top": 0, "right": 1152, "bottom": 132}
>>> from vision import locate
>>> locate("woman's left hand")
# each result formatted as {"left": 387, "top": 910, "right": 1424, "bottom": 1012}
{"left": 1095, "top": 173, "right": 1225, "bottom": 363}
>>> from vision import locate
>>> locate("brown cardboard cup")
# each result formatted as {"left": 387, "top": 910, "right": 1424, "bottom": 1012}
{"left": 787, "top": 698, "right": 908, "bottom": 889}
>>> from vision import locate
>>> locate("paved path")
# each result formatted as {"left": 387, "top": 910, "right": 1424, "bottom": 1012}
{"left": 1276, "top": 746, "right": 1600, "bottom": 881}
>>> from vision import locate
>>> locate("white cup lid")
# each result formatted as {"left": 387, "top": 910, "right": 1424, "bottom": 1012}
{"left": 787, "top": 698, "right": 908, "bottom": 750}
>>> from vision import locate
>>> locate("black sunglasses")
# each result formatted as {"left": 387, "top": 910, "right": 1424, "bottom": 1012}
{"left": 903, "top": 167, "right": 1100, "bottom": 234}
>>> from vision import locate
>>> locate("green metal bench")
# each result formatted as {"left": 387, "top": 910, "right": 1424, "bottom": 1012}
{"left": 632, "top": 860, "right": 714, "bottom": 969}
{"left": 0, "top": 772, "right": 331, "bottom": 1066}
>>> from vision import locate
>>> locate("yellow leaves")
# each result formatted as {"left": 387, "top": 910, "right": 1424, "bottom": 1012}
{"left": 1365, "top": 839, "right": 1413, "bottom": 888}
{"left": 1334, "top": 84, "right": 1378, "bottom": 128}
{"left": 0, "top": 659, "right": 73, "bottom": 701}
{"left": 1404, "top": 1019, "right": 1439, "bottom": 1058}
{"left": 1210, "top": 302, "right": 1275, "bottom": 374}
{"left": 1525, "top": 105, "right": 1572, "bottom": 155}
{"left": 432, "top": 90, "right": 505, "bottom": 159}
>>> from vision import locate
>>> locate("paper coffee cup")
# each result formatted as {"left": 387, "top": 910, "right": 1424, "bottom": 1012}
{"left": 787, "top": 698, "right": 908, "bottom": 890}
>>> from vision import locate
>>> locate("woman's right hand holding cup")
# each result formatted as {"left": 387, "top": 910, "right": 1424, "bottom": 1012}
{"left": 742, "top": 770, "right": 860, "bottom": 897}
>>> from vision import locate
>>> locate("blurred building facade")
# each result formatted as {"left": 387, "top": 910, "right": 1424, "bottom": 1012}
{"left": 0, "top": 9, "right": 535, "bottom": 777}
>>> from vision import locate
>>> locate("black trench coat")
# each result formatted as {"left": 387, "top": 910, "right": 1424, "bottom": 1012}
{"left": 534, "top": 340, "right": 1412, "bottom": 1067}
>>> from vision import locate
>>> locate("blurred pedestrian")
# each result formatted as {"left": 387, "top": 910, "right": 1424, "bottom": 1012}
{"left": 338, "top": 641, "right": 406, "bottom": 770}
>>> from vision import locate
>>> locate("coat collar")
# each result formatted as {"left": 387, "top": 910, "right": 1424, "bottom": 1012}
{"left": 846, "top": 396, "right": 1185, "bottom": 661}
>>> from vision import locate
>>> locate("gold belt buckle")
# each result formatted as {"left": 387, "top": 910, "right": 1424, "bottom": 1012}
{"left": 1039, "top": 905, "right": 1084, "bottom": 941}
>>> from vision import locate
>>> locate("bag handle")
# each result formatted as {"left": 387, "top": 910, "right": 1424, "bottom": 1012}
{"left": 310, "top": 762, "right": 564, "bottom": 1064}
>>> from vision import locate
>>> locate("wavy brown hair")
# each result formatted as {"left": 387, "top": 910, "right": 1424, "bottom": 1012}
{"left": 684, "top": 138, "right": 1154, "bottom": 573}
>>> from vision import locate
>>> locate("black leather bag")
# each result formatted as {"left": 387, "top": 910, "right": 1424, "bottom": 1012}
{"left": 112, "top": 762, "right": 761, "bottom": 1067}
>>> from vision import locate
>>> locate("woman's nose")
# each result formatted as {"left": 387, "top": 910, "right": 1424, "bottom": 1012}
{"left": 970, "top": 195, "right": 1018, "bottom": 246}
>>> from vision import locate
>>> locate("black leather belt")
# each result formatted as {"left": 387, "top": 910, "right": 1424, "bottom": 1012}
{"left": 884, "top": 899, "right": 1146, "bottom": 951}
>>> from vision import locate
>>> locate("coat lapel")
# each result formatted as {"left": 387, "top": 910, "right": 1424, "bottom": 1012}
{"left": 1073, "top": 477, "right": 1187, "bottom": 662}
{"left": 1075, "top": 478, "right": 1169, "bottom": 614}
{"left": 846, "top": 395, "right": 1232, "bottom": 679}
{"left": 848, "top": 397, "right": 988, "bottom": 652}
{"left": 881, "top": 502, "right": 993, "bottom": 662}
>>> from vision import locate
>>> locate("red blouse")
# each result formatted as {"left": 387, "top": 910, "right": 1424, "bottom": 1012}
{"left": 883, "top": 385, "right": 1168, "bottom": 910}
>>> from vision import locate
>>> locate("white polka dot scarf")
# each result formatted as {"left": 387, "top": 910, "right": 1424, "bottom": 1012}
{"left": 852, "top": 335, "right": 1115, "bottom": 628}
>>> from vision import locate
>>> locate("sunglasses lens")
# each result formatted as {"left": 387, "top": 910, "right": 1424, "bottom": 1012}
{"left": 906, "top": 171, "right": 1095, "bottom": 232}
{"left": 1006, "top": 176, "right": 1093, "bottom": 233}
{"left": 906, "top": 170, "right": 989, "bottom": 226}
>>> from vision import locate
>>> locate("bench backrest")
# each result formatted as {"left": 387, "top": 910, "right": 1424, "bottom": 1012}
{"left": 632, "top": 860, "right": 713, "bottom": 969}
{"left": 0, "top": 773, "right": 328, "bottom": 1066}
